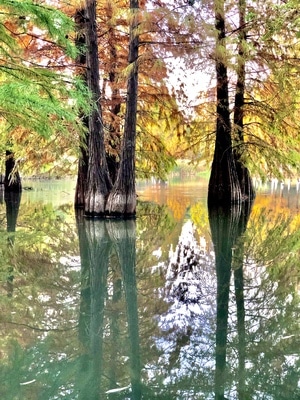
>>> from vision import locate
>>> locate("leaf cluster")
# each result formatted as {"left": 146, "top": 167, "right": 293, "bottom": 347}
{"left": 0, "top": 0, "right": 90, "bottom": 174}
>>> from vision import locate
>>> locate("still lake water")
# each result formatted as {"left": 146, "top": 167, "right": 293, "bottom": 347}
{"left": 0, "top": 178, "right": 299, "bottom": 399}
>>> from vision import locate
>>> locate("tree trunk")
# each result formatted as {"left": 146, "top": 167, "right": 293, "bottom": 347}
{"left": 105, "top": 2, "right": 122, "bottom": 185}
{"left": 84, "top": 0, "right": 112, "bottom": 216}
{"left": 233, "top": 0, "right": 255, "bottom": 201}
{"left": 75, "top": 131, "right": 89, "bottom": 208}
{"left": 75, "top": 8, "right": 89, "bottom": 208}
{"left": 4, "top": 150, "right": 22, "bottom": 192}
{"left": 208, "top": 0, "right": 241, "bottom": 206}
{"left": 105, "top": 0, "right": 139, "bottom": 217}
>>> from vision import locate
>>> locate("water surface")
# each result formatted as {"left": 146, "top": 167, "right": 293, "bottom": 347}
{"left": 0, "top": 178, "right": 299, "bottom": 399}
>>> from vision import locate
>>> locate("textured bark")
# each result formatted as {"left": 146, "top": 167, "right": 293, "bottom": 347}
{"left": 75, "top": 9, "right": 89, "bottom": 208}
{"left": 233, "top": 0, "right": 255, "bottom": 201}
{"left": 4, "top": 150, "right": 22, "bottom": 192}
{"left": 105, "top": 0, "right": 139, "bottom": 217}
{"left": 208, "top": 2, "right": 241, "bottom": 206}
{"left": 75, "top": 134, "right": 89, "bottom": 209}
{"left": 106, "top": 2, "right": 122, "bottom": 185}
{"left": 84, "top": 0, "right": 112, "bottom": 216}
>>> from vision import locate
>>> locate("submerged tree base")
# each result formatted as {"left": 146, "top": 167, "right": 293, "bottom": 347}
{"left": 84, "top": 211, "right": 136, "bottom": 220}
{"left": 84, "top": 192, "right": 107, "bottom": 216}
{"left": 208, "top": 154, "right": 255, "bottom": 206}
{"left": 208, "top": 156, "right": 242, "bottom": 206}
{"left": 236, "top": 161, "right": 256, "bottom": 202}
{"left": 105, "top": 191, "right": 136, "bottom": 218}
{"left": 82, "top": 189, "right": 137, "bottom": 219}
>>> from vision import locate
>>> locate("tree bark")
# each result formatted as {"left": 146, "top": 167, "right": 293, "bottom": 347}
{"left": 105, "top": 0, "right": 139, "bottom": 217}
{"left": 208, "top": 0, "right": 241, "bottom": 206}
{"left": 84, "top": 0, "right": 112, "bottom": 216}
{"left": 233, "top": 0, "right": 255, "bottom": 201}
{"left": 4, "top": 150, "right": 22, "bottom": 192}
{"left": 75, "top": 8, "right": 89, "bottom": 208}
{"left": 106, "top": 1, "right": 122, "bottom": 185}
{"left": 75, "top": 130, "right": 89, "bottom": 208}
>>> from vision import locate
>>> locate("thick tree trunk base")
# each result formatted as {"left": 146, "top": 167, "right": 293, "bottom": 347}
{"left": 105, "top": 191, "right": 136, "bottom": 218}
{"left": 84, "top": 191, "right": 107, "bottom": 217}
{"left": 236, "top": 161, "right": 255, "bottom": 201}
{"left": 208, "top": 155, "right": 242, "bottom": 206}
{"left": 75, "top": 166, "right": 87, "bottom": 209}
{"left": 75, "top": 142, "right": 88, "bottom": 209}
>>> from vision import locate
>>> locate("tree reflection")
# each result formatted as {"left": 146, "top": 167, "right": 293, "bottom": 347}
{"left": 76, "top": 212, "right": 110, "bottom": 398}
{"left": 208, "top": 200, "right": 252, "bottom": 400}
{"left": 4, "top": 189, "right": 22, "bottom": 296}
{"left": 76, "top": 213, "right": 141, "bottom": 399}
{"left": 0, "top": 190, "right": 299, "bottom": 399}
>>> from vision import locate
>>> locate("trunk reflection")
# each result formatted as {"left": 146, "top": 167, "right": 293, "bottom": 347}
{"left": 5, "top": 189, "right": 22, "bottom": 297}
{"left": 208, "top": 200, "right": 253, "bottom": 400}
{"left": 76, "top": 213, "right": 141, "bottom": 399}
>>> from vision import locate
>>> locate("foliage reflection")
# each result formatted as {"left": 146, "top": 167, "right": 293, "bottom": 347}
{"left": 0, "top": 189, "right": 299, "bottom": 399}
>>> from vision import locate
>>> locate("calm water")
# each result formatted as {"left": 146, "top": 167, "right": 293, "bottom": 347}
{"left": 0, "top": 178, "right": 299, "bottom": 399}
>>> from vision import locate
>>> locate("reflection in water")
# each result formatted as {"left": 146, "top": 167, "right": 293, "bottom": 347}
{"left": 76, "top": 213, "right": 141, "bottom": 399}
{"left": 0, "top": 182, "right": 299, "bottom": 399}
{"left": 4, "top": 190, "right": 22, "bottom": 296}
{"left": 5, "top": 190, "right": 22, "bottom": 235}
{"left": 208, "top": 201, "right": 252, "bottom": 400}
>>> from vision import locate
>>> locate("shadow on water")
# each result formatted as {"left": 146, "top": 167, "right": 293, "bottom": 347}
{"left": 208, "top": 200, "right": 253, "bottom": 400}
{"left": 76, "top": 211, "right": 141, "bottom": 400}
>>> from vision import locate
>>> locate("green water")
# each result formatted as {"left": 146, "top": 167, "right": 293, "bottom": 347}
{"left": 0, "top": 178, "right": 299, "bottom": 399}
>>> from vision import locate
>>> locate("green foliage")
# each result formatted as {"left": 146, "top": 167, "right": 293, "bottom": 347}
{"left": 244, "top": 207, "right": 300, "bottom": 296}
{"left": 136, "top": 130, "right": 176, "bottom": 180}
{"left": 1, "top": 79, "right": 76, "bottom": 138}
{"left": 0, "top": 0, "right": 90, "bottom": 174}
{"left": 0, "top": 0, "right": 76, "bottom": 57}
